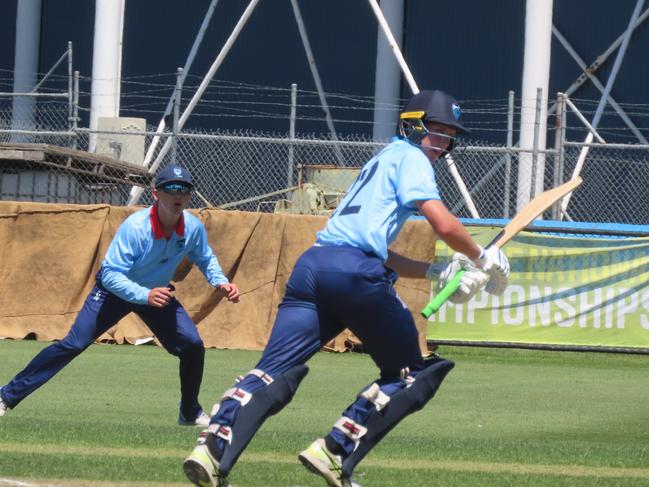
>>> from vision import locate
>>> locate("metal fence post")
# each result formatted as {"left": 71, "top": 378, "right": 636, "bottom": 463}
{"left": 551, "top": 92, "right": 565, "bottom": 220}
{"left": 172, "top": 67, "right": 183, "bottom": 165}
{"left": 287, "top": 83, "right": 297, "bottom": 192}
{"left": 529, "top": 87, "right": 542, "bottom": 200}
{"left": 67, "top": 41, "right": 73, "bottom": 133}
{"left": 504, "top": 90, "right": 514, "bottom": 218}
{"left": 72, "top": 70, "right": 80, "bottom": 150}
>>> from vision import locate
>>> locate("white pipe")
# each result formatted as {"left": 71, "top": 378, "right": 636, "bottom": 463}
{"left": 367, "top": 0, "right": 478, "bottom": 217}
{"left": 517, "top": 0, "right": 553, "bottom": 212}
{"left": 128, "top": 0, "right": 261, "bottom": 206}
{"left": 591, "top": 0, "right": 645, "bottom": 130}
{"left": 561, "top": 0, "right": 645, "bottom": 216}
{"left": 446, "top": 156, "right": 480, "bottom": 218}
{"left": 11, "top": 0, "right": 42, "bottom": 142}
{"left": 548, "top": 7, "right": 649, "bottom": 114}
{"left": 372, "top": 0, "right": 404, "bottom": 142}
{"left": 289, "top": 0, "right": 345, "bottom": 165}
{"left": 139, "top": 0, "right": 220, "bottom": 171}
{"left": 367, "top": 0, "right": 417, "bottom": 94}
{"left": 89, "top": 0, "right": 126, "bottom": 152}
{"left": 552, "top": 25, "right": 647, "bottom": 144}
{"left": 564, "top": 98, "right": 606, "bottom": 143}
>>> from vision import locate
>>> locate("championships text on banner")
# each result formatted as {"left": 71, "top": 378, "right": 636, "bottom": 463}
{"left": 427, "top": 227, "right": 649, "bottom": 349}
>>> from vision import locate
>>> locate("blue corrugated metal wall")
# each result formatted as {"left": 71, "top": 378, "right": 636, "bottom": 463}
{"left": 0, "top": 0, "right": 647, "bottom": 141}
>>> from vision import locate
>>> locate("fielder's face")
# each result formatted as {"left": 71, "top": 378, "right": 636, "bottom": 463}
{"left": 153, "top": 183, "right": 192, "bottom": 218}
{"left": 421, "top": 123, "right": 457, "bottom": 161}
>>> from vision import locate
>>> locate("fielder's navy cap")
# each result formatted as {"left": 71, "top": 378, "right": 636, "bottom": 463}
{"left": 155, "top": 165, "right": 194, "bottom": 188}
{"left": 403, "top": 90, "right": 470, "bottom": 135}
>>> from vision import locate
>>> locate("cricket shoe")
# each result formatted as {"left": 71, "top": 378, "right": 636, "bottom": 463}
{"left": 0, "top": 390, "right": 7, "bottom": 417}
{"left": 298, "top": 438, "right": 361, "bottom": 487}
{"left": 179, "top": 409, "right": 211, "bottom": 427}
{"left": 183, "top": 436, "right": 229, "bottom": 487}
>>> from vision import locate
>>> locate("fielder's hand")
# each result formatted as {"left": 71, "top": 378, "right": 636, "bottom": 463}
{"left": 438, "top": 254, "right": 490, "bottom": 304}
{"left": 148, "top": 286, "right": 174, "bottom": 308}
{"left": 474, "top": 246, "right": 510, "bottom": 295}
{"left": 217, "top": 283, "right": 240, "bottom": 303}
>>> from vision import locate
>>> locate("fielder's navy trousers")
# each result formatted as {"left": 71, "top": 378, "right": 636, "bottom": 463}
{"left": 1, "top": 284, "right": 204, "bottom": 418}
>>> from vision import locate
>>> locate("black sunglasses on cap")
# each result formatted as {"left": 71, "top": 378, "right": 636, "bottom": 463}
{"left": 160, "top": 183, "right": 193, "bottom": 194}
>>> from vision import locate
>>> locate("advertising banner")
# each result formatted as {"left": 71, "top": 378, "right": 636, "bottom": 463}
{"left": 427, "top": 228, "right": 649, "bottom": 350}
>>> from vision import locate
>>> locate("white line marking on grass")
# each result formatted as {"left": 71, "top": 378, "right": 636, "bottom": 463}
{"left": 0, "top": 479, "right": 60, "bottom": 487}
{"left": 2, "top": 443, "right": 649, "bottom": 481}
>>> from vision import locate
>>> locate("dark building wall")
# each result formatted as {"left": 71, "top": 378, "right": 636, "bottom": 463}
{"left": 0, "top": 0, "right": 647, "bottom": 142}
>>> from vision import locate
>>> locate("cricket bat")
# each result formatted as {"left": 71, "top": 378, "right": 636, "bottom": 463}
{"left": 421, "top": 176, "right": 583, "bottom": 318}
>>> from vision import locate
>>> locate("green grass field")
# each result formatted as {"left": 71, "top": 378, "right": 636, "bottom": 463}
{"left": 0, "top": 340, "right": 648, "bottom": 487}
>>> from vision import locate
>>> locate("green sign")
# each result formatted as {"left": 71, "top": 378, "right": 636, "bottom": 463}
{"left": 427, "top": 228, "right": 649, "bottom": 349}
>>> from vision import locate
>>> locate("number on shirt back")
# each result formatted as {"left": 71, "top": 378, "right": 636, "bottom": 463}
{"left": 337, "top": 161, "right": 379, "bottom": 216}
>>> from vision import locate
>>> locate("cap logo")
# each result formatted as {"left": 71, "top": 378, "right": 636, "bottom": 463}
{"left": 452, "top": 103, "right": 462, "bottom": 121}
{"left": 174, "top": 167, "right": 183, "bottom": 177}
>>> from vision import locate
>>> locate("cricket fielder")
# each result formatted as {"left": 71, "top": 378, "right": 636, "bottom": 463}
{"left": 0, "top": 165, "right": 240, "bottom": 426}
{"left": 183, "top": 90, "right": 510, "bottom": 486}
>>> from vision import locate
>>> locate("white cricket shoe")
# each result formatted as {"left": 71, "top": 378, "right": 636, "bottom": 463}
{"left": 298, "top": 438, "right": 361, "bottom": 487}
{"left": 179, "top": 409, "right": 211, "bottom": 427}
{"left": 0, "top": 393, "right": 7, "bottom": 417}
{"left": 183, "top": 442, "right": 229, "bottom": 487}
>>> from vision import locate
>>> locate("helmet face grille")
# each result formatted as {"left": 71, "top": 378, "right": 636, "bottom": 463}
{"left": 398, "top": 117, "right": 427, "bottom": 145}
{"left": 398, "top": 117, "right": 457, "bottom": 159}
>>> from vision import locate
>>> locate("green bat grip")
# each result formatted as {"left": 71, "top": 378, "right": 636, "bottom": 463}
{"left": 421, "top": 268, "right": 466, "bottom": 318}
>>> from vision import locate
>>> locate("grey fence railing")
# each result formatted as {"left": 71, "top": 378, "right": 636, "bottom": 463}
{"left": 1, "top": 99, "right": 648, "bottom": 225}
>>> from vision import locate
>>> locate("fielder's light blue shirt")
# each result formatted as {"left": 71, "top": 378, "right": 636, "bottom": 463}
{"left": 99, "top": 206, "right": 228, "bottom": 304}
{"left": 316, "top": 137, "right": 441, "bottom": 261}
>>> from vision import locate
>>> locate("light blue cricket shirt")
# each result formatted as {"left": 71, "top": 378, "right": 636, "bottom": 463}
{"left": 316, "top": 137, "right": 441, "bottom": 261}
{"left": 99, "top": 205, "right": 228, "bottom": 304}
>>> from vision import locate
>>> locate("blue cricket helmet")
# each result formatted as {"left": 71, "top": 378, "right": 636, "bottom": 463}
{"left": 400, "top": 90, "right": 470, "bottom": 135}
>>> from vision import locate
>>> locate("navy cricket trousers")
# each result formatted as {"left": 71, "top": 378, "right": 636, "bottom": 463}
{"left": 1, "top": 284, "right": 204, "bottom": 417}
{"left": 212, "top": 245, "right": 424, "bottom": 455}
{"left": 258, "top": 245, "right": 424, "bottom": 377}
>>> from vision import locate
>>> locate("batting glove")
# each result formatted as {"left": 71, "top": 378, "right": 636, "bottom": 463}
{"left": 438, "top": 254, "right": 490, "bottom": 304}
{"left": 474, "top": 246, "right": 510, "bottom": 295}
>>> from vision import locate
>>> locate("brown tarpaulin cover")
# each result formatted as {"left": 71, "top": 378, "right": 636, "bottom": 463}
{"left": 0, "top": 201, "right": 436, "bottom": 353}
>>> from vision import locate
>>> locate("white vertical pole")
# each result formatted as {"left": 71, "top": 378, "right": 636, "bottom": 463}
{"left": 372, "top": 0, "right": 404, "bottom": 142}
{"left": 11, "top": 0, "right": 42, "bottom": 142}
{"left": 517, "top": 0, "right": 553, "bottom": 212}
{"left": 89, "top": 0, "right": 126, "bottom": 152}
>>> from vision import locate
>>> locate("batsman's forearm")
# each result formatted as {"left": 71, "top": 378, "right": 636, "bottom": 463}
{"left": 385, "top": 250, "right": 429, "bottom": 278}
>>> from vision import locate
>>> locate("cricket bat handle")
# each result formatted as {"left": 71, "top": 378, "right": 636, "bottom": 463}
{"left": 421, "top": 268, "right": 466, "bottom": 318}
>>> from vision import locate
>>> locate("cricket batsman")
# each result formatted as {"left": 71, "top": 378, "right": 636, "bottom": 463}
{"left": 182, "top": 90, "right": 510, "bottom": 486}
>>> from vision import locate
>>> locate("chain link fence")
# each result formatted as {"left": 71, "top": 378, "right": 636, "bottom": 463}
{"left": 1, "top": 98, "right": 649, "bottom": 225}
